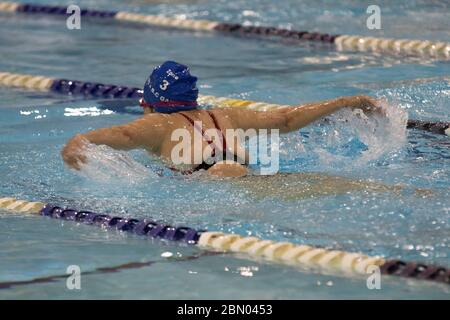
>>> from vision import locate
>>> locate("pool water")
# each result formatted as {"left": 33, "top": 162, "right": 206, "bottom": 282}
{"left": 0, "top": 0, "right": 449, "bottom": 299}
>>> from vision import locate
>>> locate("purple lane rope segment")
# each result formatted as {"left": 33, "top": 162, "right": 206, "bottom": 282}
{"left": 40, "top": 204, "right": 203, "bottom": 243}
{"left": 406, "top": 120, "right": 450, "bottom": 136}
{"left": 0, "top": 2, "right": 449, "bottom": 58}
{"left": 49, "top": 78, "right": 143, "bottom": 99}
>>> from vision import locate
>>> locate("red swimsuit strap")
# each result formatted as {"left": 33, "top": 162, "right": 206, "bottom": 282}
{"left": 206, "top": 110, "right": 227, "bottom": 151}
{"left": 178, "top": 112, "right": 207, "bottom": 140}
{"left": 178, "top": 110, "right": 226, "bottom": 152}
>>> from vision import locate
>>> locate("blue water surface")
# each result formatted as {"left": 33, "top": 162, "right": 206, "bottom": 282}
{"left": 0, "top": 0, "right": 449, "bottom": 299}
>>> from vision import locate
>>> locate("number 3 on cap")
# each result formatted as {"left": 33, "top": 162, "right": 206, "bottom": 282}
{"left": 160, "top": 80, "right": 169, "bottom": 91}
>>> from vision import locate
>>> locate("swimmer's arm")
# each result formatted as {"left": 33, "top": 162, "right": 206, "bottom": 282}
{"left": 226, "top": 95, "right": 380, "bottom": 133}
{"left": 61, "top": 116, "right": 167, "bottom": 169}
{"left": 80, "top": 125, "right": 144, "bottom": 150}
{"left": 278, "top": 95, "right": 380, "bottom": 133}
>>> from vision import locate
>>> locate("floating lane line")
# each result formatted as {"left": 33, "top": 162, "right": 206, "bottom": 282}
{"left": 1, "top": 71, "right": 449, "bottom": 136}
{"left": 1, "top": 197, "right": 449, "bottom": 285}
{"left": 0, "top": 71, "right": 290, "bottom": 110}
{"left": 0, "top": 2, "right": 449, "bottom": 59}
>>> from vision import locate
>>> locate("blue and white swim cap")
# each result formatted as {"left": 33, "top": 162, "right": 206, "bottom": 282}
{"left": 142, "top": 61, "right": 198, "bottom": 113}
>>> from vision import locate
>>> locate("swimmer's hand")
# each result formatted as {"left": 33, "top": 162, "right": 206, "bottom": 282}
{"left": 349, "top": 95, "right": 385, "bottom": 115}
{"left": 61, "top": 134, "right": 88, "bottom": 170}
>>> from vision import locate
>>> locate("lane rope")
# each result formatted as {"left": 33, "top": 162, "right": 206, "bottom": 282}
{"left": 0, "top": 197, "right": 449, "bottom": 285}
{"left": 1, "top": 71, "right": 449, "bottom": 136}
{"left": 0, "top": 2, "right": 449, "bottom": 59}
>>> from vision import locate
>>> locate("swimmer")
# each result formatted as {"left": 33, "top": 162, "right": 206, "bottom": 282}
{"left": 62, "top": 60, "right": 383, "bottom": 177}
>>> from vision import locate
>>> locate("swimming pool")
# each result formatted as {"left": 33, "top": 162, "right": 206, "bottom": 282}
{"left": 0, "top": 0, "right": 449, "bottom": 299}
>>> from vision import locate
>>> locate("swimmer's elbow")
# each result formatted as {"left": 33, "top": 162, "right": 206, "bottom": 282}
{"left": 113, "top": 126, "right": 136, "bottom": 145}
{"left": 280, "top": 118, "right": 294, "bottom": 133}
{"left": 281, "top": 106, "right": 324, "bottom": 132}
{"left": 260, "top": 110, "right": 292, "bottom": 133}
{"left": 123, "top": 127, "right": 146, "bottom": 149}
{"left": 280, "top": 113, "right": 303, "bottom": 133}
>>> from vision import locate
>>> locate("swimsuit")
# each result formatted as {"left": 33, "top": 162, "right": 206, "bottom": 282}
{"left": 172, "top": 110, "right": 239, "bottom": 174}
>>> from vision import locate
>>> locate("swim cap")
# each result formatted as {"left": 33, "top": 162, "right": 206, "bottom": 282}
{"left": 142, "top": 61, "right": 198, "bottom": 113}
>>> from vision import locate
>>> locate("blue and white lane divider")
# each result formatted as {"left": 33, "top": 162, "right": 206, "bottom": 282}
{"left": 0, "top": 2, "right": 449, "bottom": 59}
{"left": 1, "top": 71, "right": 449, "bottom": 136}
{"left": 0, "top": 197, "right": 449, "bottom": 285}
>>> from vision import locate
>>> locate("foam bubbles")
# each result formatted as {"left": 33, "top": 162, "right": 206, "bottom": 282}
{"left": 318, "top": 100, "right": 407, "bottom": 166}
{"left": 78, "top": 143, "right": 156, "bottom": 183}
{"left": 279, "top": 101, "right": 408, "bottom": 171}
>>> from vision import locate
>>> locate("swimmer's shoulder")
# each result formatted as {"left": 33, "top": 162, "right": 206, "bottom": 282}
{"left": 130, "top": 113, "right": 180, "bottom": 135}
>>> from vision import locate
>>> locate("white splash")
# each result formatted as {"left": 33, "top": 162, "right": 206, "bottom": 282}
{"left": 78, "top": 143, "right": 156, "bottom": 183}
{"left": 315, "top": 100, "right": 408, "bottom": 167}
